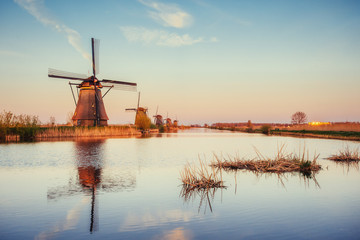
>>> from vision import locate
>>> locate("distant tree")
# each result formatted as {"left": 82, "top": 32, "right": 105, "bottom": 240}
{"left": 247, "top": 120, "right": 253, "bottom": 128}
{"left": 291, "top": 111, "right": 308, "bottom": 125}
{"left": 260, "top": 124, "right": 272, "bottom": 134}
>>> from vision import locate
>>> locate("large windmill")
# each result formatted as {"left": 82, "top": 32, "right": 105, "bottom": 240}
{"left": 48, "top": 38, "right": 137, "bottom": 126}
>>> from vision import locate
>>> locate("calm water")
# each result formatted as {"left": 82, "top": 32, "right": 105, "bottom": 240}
{"left": 0, "top": 128, "right": 359, "bottom": 240}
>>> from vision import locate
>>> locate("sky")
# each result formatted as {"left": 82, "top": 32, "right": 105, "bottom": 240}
{"left": 0, "top": 0, "right": 359, "bottom": 125}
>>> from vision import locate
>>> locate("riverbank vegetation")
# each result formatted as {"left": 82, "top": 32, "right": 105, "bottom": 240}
{"left": 0, "top": 110, "right": 41, "bottom": 141}
{"left": 209, "top": 122, "right": 360, "bottom": 141}
{"left": 37, "top": 125, "right": 140, "bottom": 139}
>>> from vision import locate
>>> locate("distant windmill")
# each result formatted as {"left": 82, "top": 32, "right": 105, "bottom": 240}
{"left": 165, "top": 112, "right": 172, "bottom": 127}
{"left": 153, "top": 106, "right": 163, "bottom": 126}
{"left": 48, "top": 38, "right": 137, "bottom": 126}
{"left": 125, "top": 92, "right": 148, "bottom": 123}
{"left": 173, "top": 115, "right": 178, "bottom": 128}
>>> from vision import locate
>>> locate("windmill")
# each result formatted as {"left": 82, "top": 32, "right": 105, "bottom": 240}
{"left": 125, "top": 92, "right": 148, "bottom": 123}
{"left": 153, "top": 106, "right": 163, "bottom": 126}
{"left": 173, "top": 115, "right": 178, "bottom": 128}
{"left": 48, "top": 38, "right": 137, "bottom": 126}
{"left": 165, "top": 112, "right": 172, "bottom": 127}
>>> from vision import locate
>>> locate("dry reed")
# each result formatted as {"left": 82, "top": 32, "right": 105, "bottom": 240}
{"left": 211, "top": 145, "right": 321, "bottom": 175}
{"left": 180, "top": 159, "right": 225, "bottom": 190}
{"left": 36, "top": 126, "right": 141, "bottom": 139}
{"left": 327, "top": 146, "right": 360, "bottom": 162}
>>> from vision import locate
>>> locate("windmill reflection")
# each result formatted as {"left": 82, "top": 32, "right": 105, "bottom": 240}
{"left": 47, "top": 139, "right": 136, "bottom": 234}
{"left": 75, "top": 140, "right": 104, "bottom": 233}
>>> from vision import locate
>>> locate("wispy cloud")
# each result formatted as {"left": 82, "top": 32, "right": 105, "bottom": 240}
{"left": 0, "top": 50, "right": 26, "bottom": 57}
{"left": 14, "top": 0, "right": 90, "bottom": 61}
{"left": 138, "top": 0, "right": 192, "bottom": 28}
{"left": 120, "top": 26, "right": 204, "bottom": 47}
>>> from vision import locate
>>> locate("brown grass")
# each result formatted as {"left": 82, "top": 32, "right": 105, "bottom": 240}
{"left": 327, "top": 146, "right": 360, "bottom": 162}
{"left": 180, "top": 159, "right": 225, "bottom": 190}
{"left": 36, "top": 125, "right": 141, "bottom": 139}
{"left": 211, "top": 145, "right": 321, "bottom": 175}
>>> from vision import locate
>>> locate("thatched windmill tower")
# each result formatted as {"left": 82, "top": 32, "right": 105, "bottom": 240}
{"left": 153, "top": 106, "right": 163, "bottom": 126}
{"left": 165, "top": 113, "right": 172, "bottom": 127}
{"left": 48, "top": 38, "right": 137, "bottom": 126}
{"left": 173, "top": 116, "right": 178, "bottom": 128}
{"left": 125, "top": 92, "right": 149, "bottom": 127}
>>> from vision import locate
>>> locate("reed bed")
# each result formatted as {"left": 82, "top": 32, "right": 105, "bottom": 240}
{"left": 180, "top": 159, "right": 225, "bottom": 191}
{"left": 327, "top": 146, "right": 360, "bottom": 162}
{"left": 211, "top": 145, "right": 321, "bottom": 175}
{"left": 36, "top": 126, "right": 141, "bottom": 139}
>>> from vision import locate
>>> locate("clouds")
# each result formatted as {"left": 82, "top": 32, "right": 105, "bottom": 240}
{"left": 138, "top": 0, "right": 192, "bottom": 28}
{"left": 14, "top": 0, "right": 90, "bottom": 61}
{"left": 120, "top": 0, "right": 216, "bottom": 47}
{"left": 120, "top": 26, "right": 204, "bottom": 47}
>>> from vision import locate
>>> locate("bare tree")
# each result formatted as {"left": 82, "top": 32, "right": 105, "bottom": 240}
{"left": 291, "top": 111, "right": 308, "bottom": 125}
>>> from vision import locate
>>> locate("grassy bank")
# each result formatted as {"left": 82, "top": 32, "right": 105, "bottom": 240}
{"left": 209, "top": 126, "right": 360, "bottom": 141}
{"left": 1, "top": 125, "right": 141, "bottom": 142}
{"left": 271, "top": 129, "right": 360, "bottom": 141}
{"left": 36, "top": 125, "right": 141, "bottom": 139}
{"left": 0, "top": 111, "right": 41, "bottom": 141}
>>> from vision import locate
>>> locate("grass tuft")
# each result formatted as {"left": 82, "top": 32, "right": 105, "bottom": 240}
{"left": 327, "top": 146, "right": 360, "bottom": 162}
{"left": 180, "top": 159, "right": 225, "bottom": 190}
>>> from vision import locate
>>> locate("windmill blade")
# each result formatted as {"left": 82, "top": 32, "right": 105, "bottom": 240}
{"left": 48, "top": 68, "right": 89, "bottom": 81}
{"left": 101, "top": 79, "right": 137, "bottom": 86}
{"left": 101, "top": 84, "right": 137, "bottom": 92}
{"left": 137, "top": 92, "right": 141, "bottom": 109}
{"left": 92, "top": 38, "right": 100, "bottom": 76}
{"left": 101, "top": 79, "right": 137, "bottom": 91}
{"left": 125, "top": 108, "right": 137, "bottom": 111}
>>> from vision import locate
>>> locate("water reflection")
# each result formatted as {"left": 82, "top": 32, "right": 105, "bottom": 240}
{"left": 332, "top": 160, "right": 359, "bottom": 173}
{"left": 180, "top": 186, "right": 222, "bottom": 214}
{"left": 75, "top": 140, "right": 104, "bottom": 233}
{"left": 47, "top": 139, "right": 136, "bottom": 235}
{"left": 180, "top": 170, "right": 321, "bottom": 214}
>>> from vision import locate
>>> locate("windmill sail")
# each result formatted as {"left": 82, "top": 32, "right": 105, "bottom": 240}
{"left": 48, "top": 38, "right": 137, "bottom": 126}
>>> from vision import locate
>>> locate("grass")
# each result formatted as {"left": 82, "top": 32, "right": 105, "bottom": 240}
{"left": 0, "top": 110, "right": 41, "bottom": 141}
{"left": 327, "top": 146, "right": 360, "bottom": 162}
{"left": 36, "top": 125, "right": 140, "bottom": 139}
{"left": 180, "top": 159, "right": 225, "bottom": 213}
{"left": 271, "top": 129, "right": 360, "bottom": 141}
{"left": 211, "top": 145, "right": 321, "bottom": 176}
{"left": 180, "top": 159, "right": 225, "bottom": 190}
